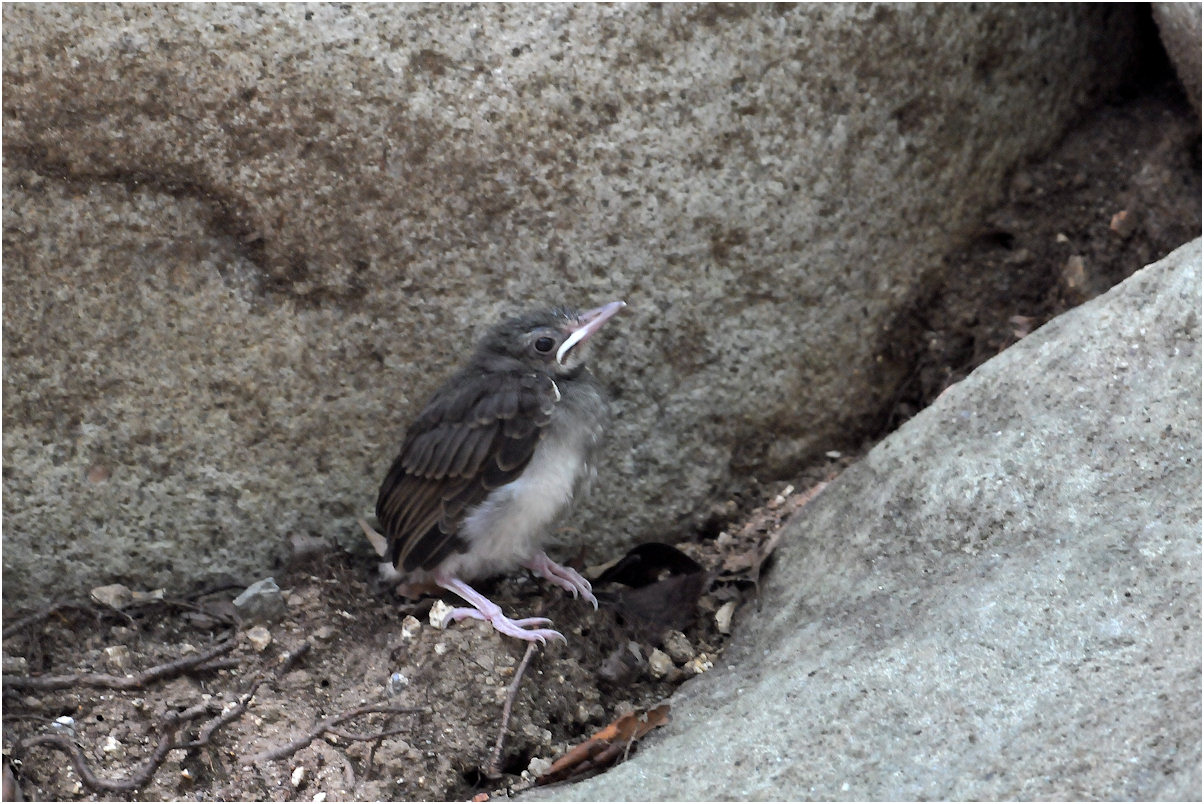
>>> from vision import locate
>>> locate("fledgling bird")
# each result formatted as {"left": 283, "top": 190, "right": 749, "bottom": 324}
{"left": 373, "top": 301, "right": 626, "bottom": 643}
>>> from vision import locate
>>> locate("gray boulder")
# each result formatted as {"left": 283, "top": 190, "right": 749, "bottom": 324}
{"left": 2, "top": 5, "right": 1142, "bottom": 603}
{"left": 1153, "top": 2, "right": 1202, "bottom": 113}
{"left": 542, "top": 239, "right": 1202, "bottom": 800}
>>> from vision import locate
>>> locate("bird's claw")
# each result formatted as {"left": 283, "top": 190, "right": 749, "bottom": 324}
{"left": 442, "top": 605, "right": 565, "bottom": 644}
{"left": 523, "top": 552, "right": 599, "bottom": 609}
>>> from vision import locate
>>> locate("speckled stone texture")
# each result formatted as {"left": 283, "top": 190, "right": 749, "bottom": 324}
{"left": 537, "top": 240, "right": 1202, "bottom": 801}
{"left": 1153, "top": 2, "right": 1202, "bottom": 113}
{"left": 3, "top": 5, "right": 1141, "bottom": 603}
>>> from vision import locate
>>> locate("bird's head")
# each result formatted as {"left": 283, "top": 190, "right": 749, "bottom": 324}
{"left": 476, "top": 300, "right": 626, "bottom": 377}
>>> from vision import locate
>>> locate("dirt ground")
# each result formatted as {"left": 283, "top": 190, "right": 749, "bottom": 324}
{"left": 3, "top": 71, "right": 1199, "bottom": 803}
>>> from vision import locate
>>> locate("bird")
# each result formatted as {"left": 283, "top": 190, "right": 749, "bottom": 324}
{"left": 371, "top": 301, "right": 626, "bottom": 643}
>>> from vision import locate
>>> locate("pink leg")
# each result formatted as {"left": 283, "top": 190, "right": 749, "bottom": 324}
{"left": 435, "top": 575, "right": 566, "bottom": 644}
{"left": 522, "top": 551, "right": 598, "bottom": 610}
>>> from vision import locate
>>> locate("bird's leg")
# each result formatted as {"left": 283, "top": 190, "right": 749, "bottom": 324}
{"left": 522, "top": 551, "right": 599, "bottom": 610}
{"left": 434, "top": 575, "right": 566, "bottom": 644}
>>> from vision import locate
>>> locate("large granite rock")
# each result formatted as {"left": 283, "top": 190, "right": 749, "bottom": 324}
{"left": 541, "top": 239, "right": 1202, "bottom": 800}
{"left": 1153, "top": 2, "right": 1202, "bottom": 113}
{"left": 2, "top": 5, "right": 1141, "bottom": 603}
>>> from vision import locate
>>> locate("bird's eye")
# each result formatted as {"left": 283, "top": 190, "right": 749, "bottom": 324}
{"left": 533, "top": 336, "right": 556, "bottom": 353}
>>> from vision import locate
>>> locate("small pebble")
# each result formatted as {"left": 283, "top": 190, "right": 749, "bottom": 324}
{"left": 288, "top": 532, "right": 328, "bottom": 561}
{"left": 1109, "top": 208, "right": 1137, "bottom": 239}
{"left": 101, "top": 735, "right": 123, "bottom": 756}
{"left": 599, "top": 644, "right": 642, "bottom": 685}
{"left": 521, "top": 723, "right": 552, "bottom": 742}
{"left": 661, "top": 630, "right": 694, "bottom": 665}
{"left": 246, "top": 626, "right": 273, "bottom": 652}
{"left": 312, "top": 625, "right": 337, "bottom": 642}
{"left": 387, "top": 672, "right": 408, "bottom": 696}
{"left": 715, "top": 601, "right": 737, "bottom": 635}
{"left": 104, "top": 645, "right": 132, "bottom": 671}
{"left": 429, "top": 600, "right": 454, "bottom": 629}
{"left": 90, "top": 583, "right": 133, "bottom": 609}
{"left": 401, "top": 615, "right": 422, "bottom": 640}
{"left": 825, "top": 450, "right": 842, "bottom": 459}
{"left": 51, "top": 716, "right": 76, "bottom": 737}
{"left": 684, "top": 653, "right": 714, "bottom": 676}
{"left": 291, "top": 766, "right": 307, "bottom": 787}
{"left": 1062, "top": 254, "right": 1086, "bottom": 289}
{"left": 3, "top": 656, "right": 28, "bottom": 674}
{"left": 527, "top": 757, "right": 553, "bottom": 778}
{"left": 313, "top": 793, "right": 326, "bottom": 803}
{"left": 648, "top": 648, "right": 674, "bottom": 679}
{"left": 233, "top": 578, "right": 286, "bottom": 623}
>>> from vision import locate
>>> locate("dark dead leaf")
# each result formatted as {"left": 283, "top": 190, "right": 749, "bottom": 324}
{"left": 594, "top": 543, "right": 702, "bottom": 587}
{"left": 594, "top": 544, "right": 707, "bottom": 636}
{"left": 610, "top": 572, "right": 707, "bottom": 635}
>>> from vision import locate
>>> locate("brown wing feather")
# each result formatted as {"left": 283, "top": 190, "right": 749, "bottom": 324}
{"left": 376, "top": 369, "right": 559, "bottom": 574}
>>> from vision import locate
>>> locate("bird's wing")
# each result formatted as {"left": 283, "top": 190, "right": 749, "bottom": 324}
{"left": 376, "top": 369, "right": 559, "bottom": 573}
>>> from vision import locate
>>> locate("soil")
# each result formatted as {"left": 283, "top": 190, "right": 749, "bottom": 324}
{"left": 3, "top": 70, "right": 1199, "bottom": 804}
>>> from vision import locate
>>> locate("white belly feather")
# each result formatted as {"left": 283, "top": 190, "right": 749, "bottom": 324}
{"left": 440, "top": 430, "right": 589, "bottom": 580}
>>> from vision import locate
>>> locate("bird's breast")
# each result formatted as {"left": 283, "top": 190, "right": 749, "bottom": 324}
{"left": 441, "top": 427, "right": 594, "bottom": 580}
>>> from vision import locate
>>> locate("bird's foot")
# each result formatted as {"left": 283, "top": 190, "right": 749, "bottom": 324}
{"left": 522, "top": 551, "right": 599, "bottom": 609}
{"left": 436, "top": 576, "right": 566, "bottom": 644}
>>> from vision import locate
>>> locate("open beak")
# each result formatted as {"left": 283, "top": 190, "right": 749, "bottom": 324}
{"left": 557, "top": 300, "right": 626, "bottom": 365}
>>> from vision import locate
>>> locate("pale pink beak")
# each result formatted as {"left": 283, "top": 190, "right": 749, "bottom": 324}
{"left": 556, "top": 300, "right": 626, "bottom": 364}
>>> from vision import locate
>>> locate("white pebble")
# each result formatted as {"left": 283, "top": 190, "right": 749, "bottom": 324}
{"left": 246, "top": 626, "right": 272, "bottom": 652}
{"left": 429, "top": 600, "right": 454, "bottom": 629}
{"left": 648, "top": 649, "right": 674, "bottom": 678}
{"left": 715, "top": 601, "right": 736, "bottom": 634}
{"left": 104, "top": 645, "right": 132, "bottom": 671}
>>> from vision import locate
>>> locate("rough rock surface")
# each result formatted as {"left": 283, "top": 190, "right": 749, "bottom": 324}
{"left": 1153, "top": 2, "right": 1202, "bottom": 112}
{"left": 3, "top": 5, "right": 1142, "bottom": 604}
{"left": 541, "top": 239, "right": 1202, "bottom": 800}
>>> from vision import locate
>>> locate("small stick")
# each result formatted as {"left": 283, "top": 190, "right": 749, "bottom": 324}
{"left": 3, "top": 639, "right": 235, "bottom": 691}
{"left": 176, "top": 678, "right": 265, "bottom": 751}
{"left": 274, "top": 641, "right": 312, "bottom": 677}
{"left": 486, "top": 642, "right": 539, "bottom": 779}
{"left": 248, "top": 704, "right": 422, "bottom": 763}
{"left": 2, "top": 601, "right": 98, "bottom": 638}
{"left": 324, "top": 725, "right": 412, "bottom": 743}
{"left": 12, "top": 702, "right": 214, "bottom": 793}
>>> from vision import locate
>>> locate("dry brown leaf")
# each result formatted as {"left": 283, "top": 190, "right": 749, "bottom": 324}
{"left": 718, "top": 480, "right": 829, "bottom": 584}
{"left": 536, "top": 704, "right": 670, "bottom": 785}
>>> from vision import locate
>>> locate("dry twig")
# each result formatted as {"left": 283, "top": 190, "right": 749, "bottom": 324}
{"left": 486, "top": 642, "right": 539, "bottom": 779}
{"left": 12, "top": 702, "right": 216, "bottom": 793}
{"left": 248, "top": 703, "right": 423, "bottom": 764}
{"left": 3, "top": 639, "right": 235, "bottom": 691}
{"left": 2, "top": 601, "right": 106, "bottom": 639}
